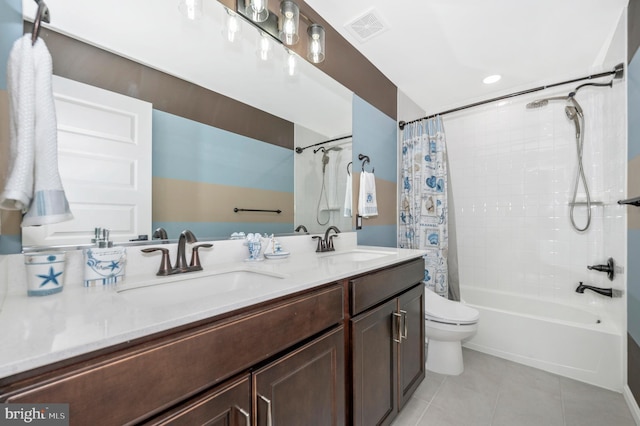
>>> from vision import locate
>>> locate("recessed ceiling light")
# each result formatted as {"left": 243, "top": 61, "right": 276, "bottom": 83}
{"left": 483, "top": 74, "right": 502, "bottom": 84}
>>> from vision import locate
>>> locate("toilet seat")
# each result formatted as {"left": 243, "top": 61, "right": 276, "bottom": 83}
{"left": 425, "top": 288, "right": 479, "bottom": 326}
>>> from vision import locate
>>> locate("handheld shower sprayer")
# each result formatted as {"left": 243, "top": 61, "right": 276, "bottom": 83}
{"left": 525, "top": 91, "right": 590, "bottom": 231}
{"left": 564, "top": 105, "right": 581, "bottom": 139}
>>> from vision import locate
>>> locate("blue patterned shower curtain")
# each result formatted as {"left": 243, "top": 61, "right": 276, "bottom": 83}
{"left": 398, "top": 117, "right": 449, "bottom": 297}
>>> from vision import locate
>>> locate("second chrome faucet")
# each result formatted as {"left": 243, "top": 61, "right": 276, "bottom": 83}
{"left": 313, "top": 226, "right": 340, "bottom": 252}
{"left": 142, "top": 230, "right": 213, "bottom": 276}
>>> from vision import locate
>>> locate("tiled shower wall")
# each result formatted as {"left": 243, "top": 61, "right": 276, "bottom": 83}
{"left": 445, "top": 82, "right": 626, "bottom": 324}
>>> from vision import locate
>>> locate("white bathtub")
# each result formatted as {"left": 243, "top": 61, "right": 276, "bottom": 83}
{"left": 460, "top": 286, "right": 623, "bottom": 391}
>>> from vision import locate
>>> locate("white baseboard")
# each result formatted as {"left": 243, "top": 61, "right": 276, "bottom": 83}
{"left": 624, "top": 385, "right": 640, "bottom": 425}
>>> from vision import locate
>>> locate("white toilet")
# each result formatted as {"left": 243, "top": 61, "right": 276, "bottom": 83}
{"left": 424, "top": 287, "right": 479, "bottom": 375}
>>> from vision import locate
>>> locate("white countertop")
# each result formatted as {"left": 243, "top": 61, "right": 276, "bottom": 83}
{"left": 0, "top": 234, "right": 424, "bottom": 379}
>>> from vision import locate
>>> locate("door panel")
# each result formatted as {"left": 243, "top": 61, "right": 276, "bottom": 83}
{"left": 351, "top": 299, "right": 398, "bottom": 426}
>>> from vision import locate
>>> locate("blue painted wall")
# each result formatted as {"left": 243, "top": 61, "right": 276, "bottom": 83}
{"left": 0, "top": 0, "right": 22, "bottom": 91}
{"left": 152, "top": 110, "right": 294, "bottom": 239}
{"left": 0, "top": 0, "right": 22, "bottom": 253}
{"left": 352, "top": 95, "right": 397, "bottom": 247}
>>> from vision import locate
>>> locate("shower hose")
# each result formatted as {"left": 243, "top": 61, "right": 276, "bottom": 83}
{"left": 570, "top": 113, "right": 591, "bottom": 232}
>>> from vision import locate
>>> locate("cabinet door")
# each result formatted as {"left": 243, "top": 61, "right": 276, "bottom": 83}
{"left": 397, "top": 284, "right": 425, "bottom": 410}
{"left": 144, "top": 374, "right": 251, "bottom": 426}
{"left": 253, "top": 326, "right": 345, "bottom": 426}
{"left": 351, "top": 299, "right": 398, "bottom": 426}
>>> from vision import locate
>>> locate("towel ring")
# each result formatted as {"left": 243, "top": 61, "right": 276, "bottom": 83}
{"left": 358, "top": 154, "right": 374, "bottom": 173}
{"left": 347, "top": 161, "right": 352, "bottom": 176}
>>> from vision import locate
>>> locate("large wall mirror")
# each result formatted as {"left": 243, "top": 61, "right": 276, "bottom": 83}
{"left": 19, "top": 0, "right": 353, "bottom": 249}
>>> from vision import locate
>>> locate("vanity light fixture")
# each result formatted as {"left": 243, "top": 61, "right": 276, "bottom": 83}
{"left": 307, "top": 24, "right": 325, "bottom": 63}
{"left": 279, "top": 0, "right": 300, "bottom": 45}
{"left": 246, "top": 0, "right": 269, "bottom": 23}
{"left": 178, "top": 0, "right": 203, "bottom": 20}
{"left": 483, "top": 74, "right": 502, "bottom": 84}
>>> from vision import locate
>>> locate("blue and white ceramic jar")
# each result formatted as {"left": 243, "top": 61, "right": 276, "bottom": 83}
{"left": 24, "top": 252, "right": 66, "bottom": 296}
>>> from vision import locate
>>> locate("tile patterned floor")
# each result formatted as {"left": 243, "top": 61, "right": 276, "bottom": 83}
{"left": 391, "top": 348, "right": 637, "bottom": 426}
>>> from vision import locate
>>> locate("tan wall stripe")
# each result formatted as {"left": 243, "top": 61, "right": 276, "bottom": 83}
{"left": 153, "top": 177, "right": 293, "bottom": 224}
{"left": 352, "top": 172, "right": 397, "bottom": 227}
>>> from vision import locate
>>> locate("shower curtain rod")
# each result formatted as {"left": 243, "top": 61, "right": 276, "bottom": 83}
{"left": 295, "top": 135, "right": 352, "bottom": 154}
{"left": 398, "top": 63, "right": 624, "bottom": 130}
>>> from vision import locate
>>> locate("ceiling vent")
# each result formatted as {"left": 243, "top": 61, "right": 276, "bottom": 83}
{"left": 345, "top": 9, "right": 388, "bottom": 43}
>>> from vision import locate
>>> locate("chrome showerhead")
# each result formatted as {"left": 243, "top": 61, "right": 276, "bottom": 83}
{"left": 326, "top": 146, "right": 343, "bottom": 152}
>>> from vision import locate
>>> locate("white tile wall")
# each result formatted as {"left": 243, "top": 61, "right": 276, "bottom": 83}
{"left": 446, "top": 81, "right": 626, "bottom": 324}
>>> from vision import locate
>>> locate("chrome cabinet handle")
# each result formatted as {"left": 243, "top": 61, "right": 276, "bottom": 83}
{"left": 393, "top": 312, "right": 402, "bottom": 343}
{"left": 235, "top": 406, "right": 250, "bottom": 426}
{"left": 259, "top": 394, "right": 273, "bottom": 426}
{"left": 400, "top": 310, "right": 408, "bottom": 341}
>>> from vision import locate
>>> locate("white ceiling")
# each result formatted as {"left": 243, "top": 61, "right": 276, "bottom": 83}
{"left": 22, "top": 0, "right": 629, "bottom": 127}
{"left": 306, "top": 0, "right": 629, "bottom": 116}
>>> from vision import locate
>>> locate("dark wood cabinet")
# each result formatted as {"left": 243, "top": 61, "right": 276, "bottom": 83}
{"left": 148, "top": 326, "right": 345, "bottom": 426}
{"left": 254, "top": 326, "right": 345, "bottom": 426}
{"left": 145, "top": 374, "right": 251, "bottom": 426}
{"left": 350, "top": 258, "right": 425, "bottom": 426}
{"left": 1, "top": 256, "right": 425, "bottom": 426}
{"left": 397, "top": 284, "right": 425, "bottom": 410}
{"left": 351, "top": 299, "right": 398, "bottom": 426}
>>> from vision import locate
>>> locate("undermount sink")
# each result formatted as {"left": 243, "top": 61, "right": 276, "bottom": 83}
{"left": 319, "top": 249, "right": 397, "bottom": 263}
{"left": 117, "top": 268, "right": 287, "bottom": 308}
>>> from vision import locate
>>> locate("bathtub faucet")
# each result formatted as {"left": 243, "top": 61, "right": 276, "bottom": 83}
{"left": 575, "top": 282, "right": 622, "bottom": 298}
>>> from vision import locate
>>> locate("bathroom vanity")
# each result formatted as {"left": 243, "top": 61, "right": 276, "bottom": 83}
{"left": 0, "top": 240, "right": 425, "bottom": 425}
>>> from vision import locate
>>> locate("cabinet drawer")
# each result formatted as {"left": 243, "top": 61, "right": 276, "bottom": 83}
{"left": 350, "top": 258, "right": 423, "bottom": 316}
{"left": 144, "top": 374, "right": 251, "bottom": 426}
{"left": 3, "top": 285, "right": 343, "bottom": 425}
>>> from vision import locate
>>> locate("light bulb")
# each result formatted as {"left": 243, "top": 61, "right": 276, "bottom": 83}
{"left": 279, "top": 1, "right": 299, "bottom": 45}
{"left": 306, "top": 24, "right": 325, "bottom": 63}
{"left": 247, "top": 0, "right": 269, "bottom": 23}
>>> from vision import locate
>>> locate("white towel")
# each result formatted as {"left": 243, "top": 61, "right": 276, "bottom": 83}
{"left": 358, "top": 171, "right": 378, "bottom": 217}
{"left": 1, "top": 35, "right": 72, "bottom": 226}
{"left": 1, "top": 35, "right": 35, "bottom": 211}
{"left": 343, "top": 172, "right": 352, "bottom": 217}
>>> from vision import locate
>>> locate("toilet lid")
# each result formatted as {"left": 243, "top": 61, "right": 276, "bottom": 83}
{"left": 425, "top": 288, "right": 479, "bottom": 324}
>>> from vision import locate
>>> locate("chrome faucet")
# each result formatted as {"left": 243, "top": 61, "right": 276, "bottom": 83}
{"left": 313, "top": 226, "right": 340, "bottom": 252}
{"left": 295, "top": 224, "right": 308, "bottom": 233}
{"left": 575, "top": 282, "right": 622, "bottom": 298}
{"left": 152, "top": 227, "right": 168, "bottom": 240}
{"left": 142, "top": 229, "right": 212, "bottom": 276}
{"left": 175, "top": 230, "right": 198, "bottom": 272}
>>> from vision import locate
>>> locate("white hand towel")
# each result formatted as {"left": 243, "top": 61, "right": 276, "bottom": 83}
{"left": 358, "top": 171, "right": 378, "bottom": 218}
{"left": 1, "top": 35, "right": 35, "bottom": 211}
{"left": 343, "top": 172, "right": 352, "bottom": 217}
{"left": 1, "top": 35, "right": 72, "bottom": 226}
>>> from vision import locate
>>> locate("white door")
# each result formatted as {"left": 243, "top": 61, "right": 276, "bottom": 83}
{"left": 22, "top": 76, "right": 152, "bottom": 247}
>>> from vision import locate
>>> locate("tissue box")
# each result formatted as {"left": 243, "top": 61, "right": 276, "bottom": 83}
{"left": 83, "top": 247, "right": 126, "bottom": 286}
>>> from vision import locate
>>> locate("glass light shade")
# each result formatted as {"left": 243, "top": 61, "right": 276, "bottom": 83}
{"left": 246, "top": 0, "right": 269, "bottom": 23}
{"left": 178, "top": 0, "right": 203, "bottom": 20}
{"left": 279, "top": 0, "right": 299, "bottom": 45}
{"left": 257, "top": 33, "right": 272, "bottom": 61}
{"left": 223, "top": 9, "right": 242, "bottom": 43}
{"left": 307, "top": 24, "right": 325, "bottom": 63}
